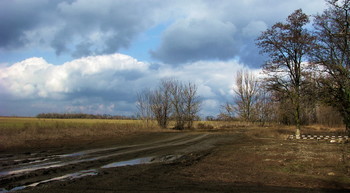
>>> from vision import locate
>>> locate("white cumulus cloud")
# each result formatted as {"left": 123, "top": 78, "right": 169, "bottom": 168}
{"left": 0, "top": 54, "right": 149, "bottom": 100}
{"left": 0, "top": 53, "right": 261, "bottom": 117}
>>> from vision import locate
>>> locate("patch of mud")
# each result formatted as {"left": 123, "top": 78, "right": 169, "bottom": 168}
{"left": 0, "top": 169, "right": 98, "bottom": 193}
{"left": 0, "top": 155, "right": 182, "bottom": 193}
{"left": 0, "top": 133, "right": 215, "bottom": 192}
{"left": 0, "top": 134, "right": 208, "bottom": 179}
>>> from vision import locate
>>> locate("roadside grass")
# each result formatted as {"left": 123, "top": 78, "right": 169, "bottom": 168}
{"left": 195, "top": 121, "right": 347, "bottom": 139}
{"left": 0, "top": 117, "right": 161, "bottom": 150}
{"left": 182, "top": 128, "right": 350, "bottom": 189}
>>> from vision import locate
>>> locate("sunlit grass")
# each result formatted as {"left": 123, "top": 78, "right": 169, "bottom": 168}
{"left": 0, "top": 117, "right": 160, "bottom": 150}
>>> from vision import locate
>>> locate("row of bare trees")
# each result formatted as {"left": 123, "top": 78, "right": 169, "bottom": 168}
{"left": 136, "top": 79, "right": 201, "bottom": 130}
{"left": 224, "top": 0, "right": 350, "bottom": 136}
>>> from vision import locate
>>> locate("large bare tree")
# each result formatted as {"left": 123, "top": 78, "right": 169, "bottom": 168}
{"left": 311, "top": 0, "right": 350, "bottom": 135}
{"left": 256, "top": 9, "right": 315, "bottom": 137}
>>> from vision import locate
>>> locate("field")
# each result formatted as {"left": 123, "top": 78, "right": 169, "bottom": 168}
{"left": 0, "top": 117, "right": 289, "bottom": 150}
{"left": 0, "top": 117, "right": 162, "bottom": 150}
{"left": 0, "top": 117, "right": 350, "bottom": 192}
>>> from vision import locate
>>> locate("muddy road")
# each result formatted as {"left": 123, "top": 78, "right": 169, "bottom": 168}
{"left": 0, "top": 132, "right": 222, "bottom": 192}
{"left": 1, "top": 131, "right": 349, "bottom": 192}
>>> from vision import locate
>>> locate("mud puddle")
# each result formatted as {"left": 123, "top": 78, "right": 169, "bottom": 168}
{"left": 0, "top": 155, "right": 181, "bottom": 193}
{"left": 0, "top": 169, "right": 99, "bottom": 193}
{"left": 0, "top": 133, "right": 211, "bottom": 192}
{"left": 0, "top": 134, "right": 207, "bottom": 179}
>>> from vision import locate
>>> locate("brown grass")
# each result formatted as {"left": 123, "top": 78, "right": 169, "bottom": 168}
{"left": 1, "top": 117, "right": 347, "bottom": 151}
{"left": 195, "top": 120, "right": 347, "bottom": 140}
{"left": 182, "top": 129, "right": 350, "bottom": 189}
{"left": 0, "top": 117, "right": 162, "bottom": 150}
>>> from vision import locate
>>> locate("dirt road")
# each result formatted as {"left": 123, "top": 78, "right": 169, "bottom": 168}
{"left": 0, "top": 132, "right": 220, "bottom": 192}
{"left": 1, "top": 131, "right": 349, "bottom": 192}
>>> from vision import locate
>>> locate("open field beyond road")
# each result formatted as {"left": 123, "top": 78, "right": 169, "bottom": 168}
{"left": 0, "top": 117, "right": 349, "bottom": 192}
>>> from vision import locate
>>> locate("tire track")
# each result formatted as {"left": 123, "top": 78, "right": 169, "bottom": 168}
{"left": 0, "top": 133, "right": 209, "bottom": 181}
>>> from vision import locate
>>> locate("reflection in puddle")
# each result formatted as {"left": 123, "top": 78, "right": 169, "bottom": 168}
{"left": 101, "top": 157, "right": 154, "bottom": 168}
{"left": 0, "top": 161, "right": 64, "bottom": 177}
{"left": 101, "top": 155, "right": 182, "bottom": 169}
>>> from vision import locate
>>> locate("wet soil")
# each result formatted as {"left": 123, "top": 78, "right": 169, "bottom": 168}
{"left": 1, "top": 130, "right": 350, "bottom": 192}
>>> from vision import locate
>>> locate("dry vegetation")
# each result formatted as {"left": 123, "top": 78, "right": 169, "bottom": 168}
{"left": 195, "top": 121, "right": 346, "bottom": 139}
{"left": 182, "top": 136, "right": 350, "bottom": 189}
{"left": 0, "top": 117, "right": 163, "bottom": 150}
{"left": 0, "top": 116, "right": 346, "bottom": 151}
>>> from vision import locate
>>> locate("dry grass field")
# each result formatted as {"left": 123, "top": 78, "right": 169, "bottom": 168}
{"left": 0, "top": 117, "right": 162, "bottom": 150}
{"left": 0, "top": 117, "right": 346, "bottom": 151}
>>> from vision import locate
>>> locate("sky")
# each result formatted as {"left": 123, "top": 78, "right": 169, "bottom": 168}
{"left": 0, "top": 0, "right": 327, "bottom": 117}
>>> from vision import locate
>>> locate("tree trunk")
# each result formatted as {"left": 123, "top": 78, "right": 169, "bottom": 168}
{"left": 344, "top": 111, "right": 350, "bottom": 137}
{"left": 295, "top": 107, "right": 301, "bottom": 137}
{"left": 294, "top": 91, "right": 301, "bottom": 137}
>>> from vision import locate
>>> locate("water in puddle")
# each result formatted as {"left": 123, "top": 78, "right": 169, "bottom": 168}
{"left": 101, "top": 157, "right": 154, "bottom": 168}
{"left": 101, "top": 155, "right": 182, "bottom": 169}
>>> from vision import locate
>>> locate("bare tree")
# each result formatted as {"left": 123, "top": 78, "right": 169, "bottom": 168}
{"left": 183, "top": 82, "right": 201, "bottom": 129}
{"left": 233, "top": 70, "right": 260, "bottom": 122}
{"left": 170, "top": 80, "right": 201, "bottom": 130}
{"left": 311, "top": 0, "right": 350, "bottom": 135}
{"left": 169, "top": 79, "right": 186, "bottom": 130}
{"left": 256, "top": 9, "right": 315, "bottom": 137}
{"left": 136, "top": 79, "right": 201, "bottom": 130}
{"left": 149, "top": 79, "right": 172, "bottom": 129}
{"left": 136, "top": 89, "right": 153, "bottom": 126}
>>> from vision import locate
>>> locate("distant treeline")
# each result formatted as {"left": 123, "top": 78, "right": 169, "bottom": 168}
{"left": 36, "top": 113, "right": 136, "bottom": 120}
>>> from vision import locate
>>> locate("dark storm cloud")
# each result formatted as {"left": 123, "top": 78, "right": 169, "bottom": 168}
{"left": 151, "top": 17, "right": 237, "bottom": 64}
{"left": 0, "top": 0, "right": 166, "bottom": 57}
{"left": 150, "top": 0, "right": 326, "bottom": 67}
{"left": 0, "top": 0, "right": 61, "bottom": 49}
{"left": 0, "top": 0, "right": 326, "bottom": 66}
{"left": 51, "top": 0, "right": 170, "bottom": 57}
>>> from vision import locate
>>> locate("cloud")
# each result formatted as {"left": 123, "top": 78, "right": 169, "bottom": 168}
{"left": 242, "top": 21, "right": 268, "bottom": 38}
{"left": 0, "top": 0, "right": 169, "bottom": 57}
{"left": 0, "top": 0, "right": 327, "bottom": 66}
{"left": 150, "top": 0, "right": 327, "bottom": 67}
{"left": 0, "top": 53, "right": 252, "bottom": 116}
{"left": 0, "top": 0, "right": 57, "bottom": 49}
{"left": 151, "top": 17, "right": 237, "bottom": 64}
{"left": 0, "top": 0, "right": 328, "bottom": 116}
{"left": 0, "top": 54, "right": 149, "bottom": 100}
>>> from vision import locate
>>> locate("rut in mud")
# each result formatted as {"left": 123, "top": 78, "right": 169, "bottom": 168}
{"left": 0, "top": 133, "right": 214, "bottom": 192}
